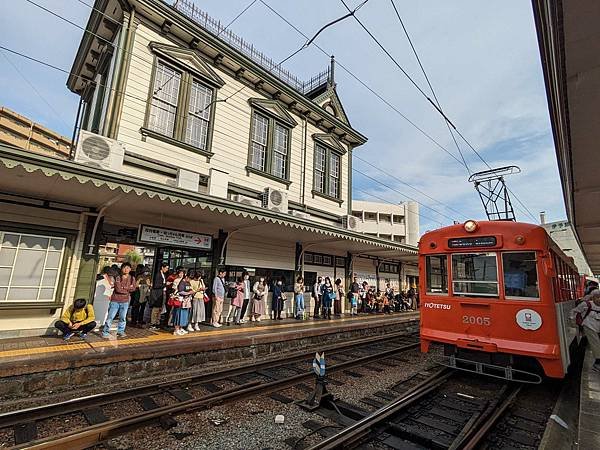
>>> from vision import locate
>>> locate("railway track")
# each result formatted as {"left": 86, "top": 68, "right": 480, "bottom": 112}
{"left": 0, "top": 332, "right": 420, "bottom": 450}
{"left": 304, "top": 370, "right": 529, "bottom": 450}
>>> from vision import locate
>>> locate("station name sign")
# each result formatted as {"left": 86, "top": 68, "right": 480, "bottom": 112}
{"left": 138, "top": 225, "right": 212, "bottom": 250}
{"left": 448, "top": 236, "right": 497, "bottom": 248}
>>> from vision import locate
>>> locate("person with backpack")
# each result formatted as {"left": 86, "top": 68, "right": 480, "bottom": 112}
{"left": 572, "top": 289, "right": 600, "bottom": 372}
{"left": 102, "top": 262, "right": 137, "bottom": 338}
{"left": 55, "top": 298, "right": 96, "bottom": 340}
{"left": 148, "top": 263, "right": 169, "bottom": 331}
{"left": 321, "top": 277, "right": 335, "bottom": 320}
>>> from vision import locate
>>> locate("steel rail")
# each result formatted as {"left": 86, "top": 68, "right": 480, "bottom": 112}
{"left": 307, "top": 367, "right": 453, "bottom": 450}
{"left": 457, "top": 385, "right": 522, "bottom": 450}
{"left": 0, "top": 330, "right": 417, "bottom": 429}
{"left": 11, "top": 342, "right": 420, "bottom": 449}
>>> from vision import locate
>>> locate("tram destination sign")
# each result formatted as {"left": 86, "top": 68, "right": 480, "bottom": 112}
{"left": 448, "top": 236, "right": 497, "bottom": 248}
{"left": 138, "top": 225, "right": 212, "bottom": 249}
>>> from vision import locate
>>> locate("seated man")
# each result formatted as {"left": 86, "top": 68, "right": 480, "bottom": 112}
{"left": 55, "top": 298, "right": 96, "bottom": 340}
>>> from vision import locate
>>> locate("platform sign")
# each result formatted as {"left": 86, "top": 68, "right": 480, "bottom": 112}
{"left": 312, "top": 352, "right": 326, "bottom": 377}
{"left": 137, "top": 225, "right": 212, "bottom": 249}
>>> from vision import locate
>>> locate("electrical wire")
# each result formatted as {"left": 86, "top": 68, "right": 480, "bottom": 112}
{"left": 339, "top": 0, "right": 538, "bottom": 222}
{"left": 0, "top": 43, "right": 455, "bottom": 227}
{"left": 11, "top": 1, "right": 475, "bottom": 223}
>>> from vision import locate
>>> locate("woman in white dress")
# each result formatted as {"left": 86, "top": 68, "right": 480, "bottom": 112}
{"left": 94, "top": 266, "right": 115, "bottom": 331}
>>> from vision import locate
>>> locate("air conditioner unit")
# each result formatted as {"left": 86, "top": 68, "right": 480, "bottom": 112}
{"left": 342, "top": 214, "right": 359, "bottom": 231}
{"left": 262, "top": 187, "right": 288, "bottom": 213}
{"left": 291, "top": 210, "right": 311, "bottom": 220}
{"left": 232, "top": 194, "right": 262, "bottom": 207}
{"left": 75, "top": 130, "right": 125, "bottom": 172}
{"left": 176, "top": 168, "right": 200, "bottom": 192}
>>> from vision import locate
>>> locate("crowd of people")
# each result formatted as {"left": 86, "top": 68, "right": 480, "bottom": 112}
{"left": 54, "top": 262, "right": 418, "bottom": 340}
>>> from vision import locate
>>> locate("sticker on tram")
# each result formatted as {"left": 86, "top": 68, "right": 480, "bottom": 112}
{"left": 515, "top": 309, "right": 542, "bottom": 331}
{"left": 423, "top": 302, "right": 451, "bottom": 310}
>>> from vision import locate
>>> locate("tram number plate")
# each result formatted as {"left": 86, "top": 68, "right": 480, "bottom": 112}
{"left": 462, "top": 315, "right": 491, "bottom": 326}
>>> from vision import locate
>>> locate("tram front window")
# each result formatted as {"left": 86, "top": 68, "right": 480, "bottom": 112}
{"left": 502, "top": 252, "right": 539, "bottom": 299}
{"left": 452, "top": 253, "right": 498, "bottom": 297}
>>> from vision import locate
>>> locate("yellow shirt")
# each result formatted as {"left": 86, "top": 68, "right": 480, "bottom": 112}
{"left": 61, "top": 304, "right": 95, "bottom": 325}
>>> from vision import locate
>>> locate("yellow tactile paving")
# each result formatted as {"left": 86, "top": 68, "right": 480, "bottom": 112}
{"left": 0, "top": 313, "right": 419, "bottom": 360}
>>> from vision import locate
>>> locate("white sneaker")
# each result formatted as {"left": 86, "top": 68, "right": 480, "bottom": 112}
{"left": 181, "top": 328, "right": 189, "bottom": 334}
{"left": 256, "top": 317, "right": 261, "bottom": 322}
{"left": 187, "top": 325, "right": 195, "bottom": 332}
{"left": 173, "top": 330, "right": 179, "bottom": 336}
{"left": 213, "top": 323, "right": 222, "bottom": 328}
{"left": 193, "top": 324, "right": 201, "bottom": 331}
{"left": 240, "top": 319, "right": 246, "bottom": 324}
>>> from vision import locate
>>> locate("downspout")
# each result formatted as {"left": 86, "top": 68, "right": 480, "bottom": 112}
{"left": 102, "top": 11, "right": 128, "bottom": 137}
{"left": 107, "top": 7, "right": 136, "bottom": 139}
{"left": 301, "top": 114, "right": 308, "bottom": 206}
{"left": 69, "top": 97, "right": 83, "bottom": 159}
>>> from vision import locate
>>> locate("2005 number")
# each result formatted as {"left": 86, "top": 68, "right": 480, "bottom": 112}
{"left": 462, "top": 315, "right": 491, "bottom": 326}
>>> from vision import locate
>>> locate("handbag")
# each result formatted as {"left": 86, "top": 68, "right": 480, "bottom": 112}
{"left": 167, "top": 294, "right": 182, "bottom": 308}
{"left": 203, "top": 293, "right": 210, "bottom": 303}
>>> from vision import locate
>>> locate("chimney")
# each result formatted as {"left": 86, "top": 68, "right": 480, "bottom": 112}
{"left": 539, "top": 211, "right": 546, "bottom": 225}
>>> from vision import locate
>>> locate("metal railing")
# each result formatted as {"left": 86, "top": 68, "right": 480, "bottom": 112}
{"left": 170, "top": 0, "right": 330, "bottom": 95}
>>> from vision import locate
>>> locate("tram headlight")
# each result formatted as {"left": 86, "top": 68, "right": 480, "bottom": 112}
{"left": 464, "top": 220, "right": 478, "bottom": 233}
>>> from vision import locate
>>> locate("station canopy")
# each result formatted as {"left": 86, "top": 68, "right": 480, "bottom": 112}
{"left": 533, "top": 0, "right": 600, "bottom": 274}
{"left": 0, "top": 145, "right": 417, "bottom": 263}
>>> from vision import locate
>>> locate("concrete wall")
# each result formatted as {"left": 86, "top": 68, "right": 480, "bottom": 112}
{"left": 351, "top": 200, "right": 420, "bottom": 246}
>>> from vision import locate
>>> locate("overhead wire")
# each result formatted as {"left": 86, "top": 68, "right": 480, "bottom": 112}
{"left": 387, "top": 0, "right": 471, "bottom": 175}
{"left": 0, "top": 49, "right": 71, "bottom": 131}
{"left": 14, "top": 0, "right": 476, "bottom": 224}
{"left": 0, "top": 43, "right": 455, "bottom": 227}
{"left": 339, "top": 0, "right": 538, "bottom": 222}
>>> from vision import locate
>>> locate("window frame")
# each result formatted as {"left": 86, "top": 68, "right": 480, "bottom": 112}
{"left": 451, "top": 252, "right": 500, "bottom": 297}
{"left": 312, "top": 141, "right": 344, "bottom": 203}
{"left": 501, "top": 251, "right": 540, "bottom": 301}
{"left": 246, "top": 109, "right": 293, "bottom": 185}
{"left": 0, "top": 223, "right": 73, "bottom": 310}
{"left": 425, "top": 254, "right": 449, "bottom": 295}
{"left": 142, "top": 56, "right": 219, "bottom": 160}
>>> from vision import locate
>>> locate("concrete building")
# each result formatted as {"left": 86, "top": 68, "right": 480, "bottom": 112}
{"left": 0, "top": 0, "right": 418, "bottom": 336}
{"left": 542, "top": 218, "right": 593, "bottom": 276}
{"left": 0, "top": 106, "right": 71, "bottom": 159}
{"left": 351, "top": 200, "right": 420, "bottom": 246}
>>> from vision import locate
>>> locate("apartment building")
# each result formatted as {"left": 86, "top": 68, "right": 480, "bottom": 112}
{"left": 0, "top": 106, "right": 71, "bottom": 159}
{"left": 0, "top": 0, "right": 418, "bottom": 335}
{"left": 351, "top": 200, "right": 420, "bottom": 246}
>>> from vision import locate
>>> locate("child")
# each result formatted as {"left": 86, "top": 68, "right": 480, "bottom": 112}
{"left": 350, "top": 291, "right": 358, "bottom": 316}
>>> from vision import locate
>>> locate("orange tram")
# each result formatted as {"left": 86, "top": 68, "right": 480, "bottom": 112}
{"left": 419, "top": 219, "right": 581, "bottom": 383}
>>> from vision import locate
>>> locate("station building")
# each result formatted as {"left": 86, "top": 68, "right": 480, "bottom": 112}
{"left": 0, "top": 0, "right": 418, "bottom": 337}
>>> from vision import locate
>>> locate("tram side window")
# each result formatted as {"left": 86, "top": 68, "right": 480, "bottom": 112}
{"left": 452, "top": 253, "right": 499, "bottom": 297}
{"left": 502, "top": 252, "right": 539, "bottom": 299}
{"left": 426, "top": 255, "right": 448, "bottom": 294}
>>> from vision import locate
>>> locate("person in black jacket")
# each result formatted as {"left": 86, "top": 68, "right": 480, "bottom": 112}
{"left": 148, "top": 263, "right": 169, "bottom": 330}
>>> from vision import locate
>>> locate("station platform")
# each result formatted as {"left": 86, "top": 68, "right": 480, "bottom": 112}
{"left": 578, "top": 349, "right": 600, "bottom": 449}
{"left": 0, "top": 312, "right": 419, "bottom": 399}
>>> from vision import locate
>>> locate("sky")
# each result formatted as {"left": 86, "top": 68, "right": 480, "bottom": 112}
{"left": 0, "top": 0, "right": 565, "bottom": 232}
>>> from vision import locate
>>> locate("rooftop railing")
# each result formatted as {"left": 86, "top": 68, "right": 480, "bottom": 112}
{"left": 170, "top": 0, "right": 330, "bottom": 95}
